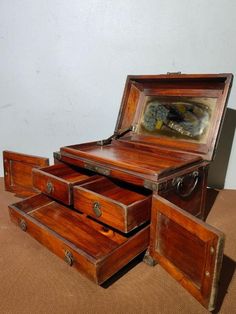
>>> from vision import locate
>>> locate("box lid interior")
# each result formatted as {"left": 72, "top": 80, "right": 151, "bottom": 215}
{"left": 115, "top": 73, "right": 233, "bottom": 161}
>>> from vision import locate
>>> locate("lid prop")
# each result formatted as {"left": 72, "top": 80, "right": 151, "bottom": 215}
{"left": 97, "top": 125, "right": 135, "bottom": 146}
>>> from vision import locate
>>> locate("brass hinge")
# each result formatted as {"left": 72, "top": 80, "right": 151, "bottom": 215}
{"left": 167, "top": 71, "right": 181, "bottom": 75}
{"left": 144, "top": 180, "right": 159, "bottom": 192}
{"left": 84, "top": 163, "right": 110, "bottom": 176}
{"left": 97, "top": 125, "right": 136, "bottom": 146}
{"left": 53, "top": 151, "right": 62, "bottom": 160}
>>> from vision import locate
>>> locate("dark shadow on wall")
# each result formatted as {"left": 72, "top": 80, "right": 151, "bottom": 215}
{"left": 208, "top": 108, "right": 236, "bottom": 189}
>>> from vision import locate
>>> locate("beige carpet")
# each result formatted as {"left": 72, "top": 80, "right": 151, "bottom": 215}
{"left": 0, "top": 178, "right": 235, "bottom": 314}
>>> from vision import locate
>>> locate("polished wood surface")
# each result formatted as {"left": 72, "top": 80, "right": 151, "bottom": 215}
{"left": 32, "top": 163, "right": 97, "bottom": 205}
{"left": 1, "top": 179, "right": 236, "bottom": 314}
{"left": 115, "top": 74, "right": 233, "bottom": 160}
{"left": 61, "top": 141, "right": 200, "bottom": 182}
{"left": 3, "top": 151, "right": 49, "bottom": 197}
{"left": 74, "top": 176, "right": 152, "bottom": 233}
{"left": 159, "top": 165, "right": 208, "bottom": 218}
{"left": 149, "top": 195, "right": 224, "bottom": 311}
{"left": 9, "top": 193, "right": 150, "bottom": 285}
{"left": 3, "top": 74, "right": 233, "bottom": 311}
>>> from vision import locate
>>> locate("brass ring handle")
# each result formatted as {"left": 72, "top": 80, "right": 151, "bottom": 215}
{"left": 93, "top": 201, "right": 102, "bottom": 217}
{"left": 176, "top": 171, "right": 199, "bottom": 198}
{"left": 64, "top": 250, "right": 73, "bottom": 266}
{"left": 46, "top": 181, "right": 54, "bottom": 194}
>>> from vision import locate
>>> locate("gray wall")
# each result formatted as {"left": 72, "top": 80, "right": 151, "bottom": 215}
{"left": 0, "top": 0, "right": 236, "bottom": 188}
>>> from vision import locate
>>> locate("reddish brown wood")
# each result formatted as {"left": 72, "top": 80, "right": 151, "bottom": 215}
{"left": 149, "top": 195, "right": 225, "bottom": 311}
{"left": 158, "top": 164, "right": 209, "bottom": 219}
{"left": 61, "top": 142, "right": 201, "bottom": 183}
{"left": 32, "top": 163, "right": 97, "bottom": 205}
{"left": 5, "top": 74, "right": 233, "bottom": 310}
{"left": 8, "top": 194, "right": 149, "bottom": 285}
{"left": 115, "top": 73, "right": 233, "bottom": 161}
{"left": 3, "top": 151, "right": 49, "bottom": 197}
{"left": 73, "top": 176, "right": 152, "bottom": 233}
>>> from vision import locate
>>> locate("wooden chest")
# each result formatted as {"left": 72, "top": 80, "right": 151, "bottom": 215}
{"left": 5, "top": 73, "right": 233, "bottom": 310}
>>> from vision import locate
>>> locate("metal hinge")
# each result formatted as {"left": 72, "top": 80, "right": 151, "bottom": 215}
{"left": 97, "top": 125, "right": 136, "bottom": 146}
{"left": 84, "top": 163, "right": 110, "bottom": 176}
{"left": 167, "top": 71, "right": 181, "bottom": 75}
{"left": 53, "top": 151, "right": 62, "bottom": 160}
{"left": 144, "top": 180, "right": 159, "bottom": 192}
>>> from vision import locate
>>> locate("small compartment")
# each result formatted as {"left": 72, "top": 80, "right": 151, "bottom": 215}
{"left": 73, "top": 176, "right": 152, "bottom": 233}
{"left": 8, "top": 194, "right": 149, "bottom": 285}
{"left": 32, "top": 163, "right": 97, "bottom": 205}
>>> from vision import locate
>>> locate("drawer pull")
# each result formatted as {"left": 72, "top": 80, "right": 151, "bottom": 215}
{"left": 46, "top": 181, "right": 54, "bottom": 194}
{"left": 19, "top": 219, "right": 27, "bottom": 232}
{"left": 64, "top": 250, "right": 74, "bottom": 266}
{"left": 93, "top": 201, "right": 102, "bottom": 217}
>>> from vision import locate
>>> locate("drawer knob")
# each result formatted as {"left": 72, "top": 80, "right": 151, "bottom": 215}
{"left": 46, "top": 181, "right": 54, "bottom": 194}
{"left": 64, "top": 250, "right": 73, "bottom": 266}
{"left": 93, "top": 201, "right": 102, "bottom": 217}
{"left": 19, "top": 219, "right": 27, "bottom": 232}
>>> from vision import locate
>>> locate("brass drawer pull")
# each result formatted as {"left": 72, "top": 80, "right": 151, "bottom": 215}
{"left": 93, "top": 201, "right": 102, "bottom": 217}
{"left": 19, "top": 219, "right": 27, "bottom": 232}
{"left": 46, "top": 181, "right": 54, "bottom": 194}
{"left": 64, "top": 250, "right": 74, "bottom": 266}
{"left": 176, "top": 171, "right": 199, "bottom": 198}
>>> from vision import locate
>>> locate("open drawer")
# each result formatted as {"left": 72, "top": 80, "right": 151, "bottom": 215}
{"left": 32, "top": 163, "right": 97, "bottom": 205}
{"left": 149, "top": 195, "right": 225, "bottom": 311}
{"left": 73, "top": 176, "right": 152, "bottom": 233}
{"left": 8, "top": 194, "right": 149, "bottom": 285}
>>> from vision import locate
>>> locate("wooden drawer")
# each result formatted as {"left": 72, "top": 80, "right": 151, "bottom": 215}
{"left": 73, "top": 176, "right": 152, "bottom": 233}
{"left": 32, "top": 163, "right": 97, "bottom": 205}
{"left": 8, "top": 194, "right": 149, "bottom": 285}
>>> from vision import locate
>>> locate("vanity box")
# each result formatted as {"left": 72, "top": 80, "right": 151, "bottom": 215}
{"left": 5, "top": 73, "right": 233, "bottom": 311}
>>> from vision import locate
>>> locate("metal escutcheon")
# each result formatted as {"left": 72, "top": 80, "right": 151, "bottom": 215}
{"left": 93, "top": 201, "right": 102, "bottom": 217}
{"left": 64, "top": 250, "right": 74, "bottom": 266}
{"left": 46, "top": 181, "right": 54, "bottom": 194}
{"left": 19, "top": 219, "right": 27, "bottom": 232}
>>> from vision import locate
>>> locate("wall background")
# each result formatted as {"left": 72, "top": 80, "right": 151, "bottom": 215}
{"left": 0, "top": 0, "right": 235, "bottom": 188}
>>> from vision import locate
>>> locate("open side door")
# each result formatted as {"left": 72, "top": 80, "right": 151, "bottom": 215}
{"left": 149, "top": 195, "right": 225, "bottom": 311}
{"left": 3, "top": 151, "right": 49, "bottom": 198}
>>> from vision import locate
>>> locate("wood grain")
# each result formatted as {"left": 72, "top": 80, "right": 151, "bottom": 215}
{"left": 3, "top": 151, "right": 49, "bottom": 197}
{"left": 32, "top": 163, "right": 97, "bottom": 205}
{"left": 74, "top": 176, "right": 152, "bottom": 232}
{"left": 149, "top": 195, "right": 225, "bottom": 311}
{"left": 8, "top": 193, "right": 150, "bottom": 285}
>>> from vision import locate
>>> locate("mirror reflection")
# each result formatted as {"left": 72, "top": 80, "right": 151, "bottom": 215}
{"left": 139, "top": 97, "right": 215, "bottom": 142}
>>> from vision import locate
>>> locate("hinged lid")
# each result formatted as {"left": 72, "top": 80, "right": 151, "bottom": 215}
{"left": 115, "top": 73, "right": 233, "bottom": 160}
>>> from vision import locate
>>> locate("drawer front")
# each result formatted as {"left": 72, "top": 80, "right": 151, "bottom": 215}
{"left": 32, "top": 164, "right": 97, "bottom": 205}
{"left": 8, "top": 194, "right": 149, "bottom": 285}
{"left": 33, "top": 169, "right": 71, "bottom": 204}
{"left": 73, "top": 178, "right": 151, "bottom": 233}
